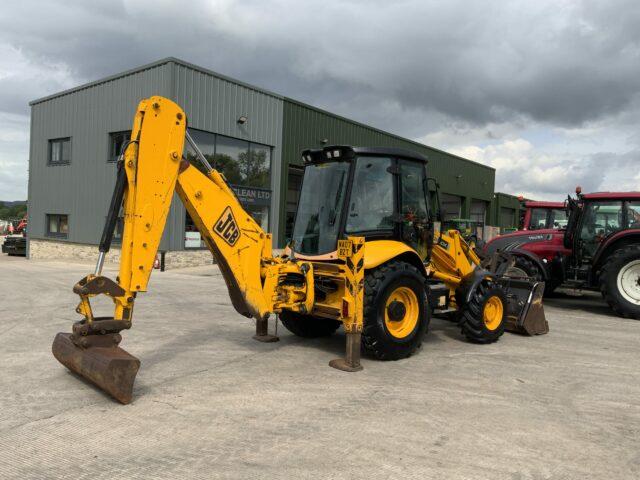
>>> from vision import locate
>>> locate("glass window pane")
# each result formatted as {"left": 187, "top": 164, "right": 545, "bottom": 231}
{"left": 245, "top": 144, "right": 271, "bottom": 188}
{"left": 61, "top": 139, "right": 71, "bottom": 163}
{"left": 400, "top": 160, "right": 429, "bottom": 257}
{"left": 50, "top": 141, "right": 60, "bottom": 163}
{"left": 184, "top": 129, "right": 216, "bottom": 175}
{"left": 110, "top": 132, "right": 130, "bottom": 161}
{"left": 346, "top": 157, "right": 394, "bottom": 232}
{"left": 49, "top": 215, "right": 58, "bottom": 233}
{"left": 580, "top": 201, "right": 623, "bottom": 257}
{"left": 214, "top": 135, "right": 248, "bottom": 185}
{"left": 627, "top": 202, "right": 640, "bottom": 229}
{"left": 549, "top": 208, "right": 568, "bottom": 229}
{"left": 59, "top": 215, "right": 68, "bottom": 233}
{"left": 246, "top": 205, "right": 269, "bottom": 230}
{"left": 292, "top": 162, "right": 350, "bottom": 255}
{"left": 529, "top": 208, "right": 547, "bottom": 230}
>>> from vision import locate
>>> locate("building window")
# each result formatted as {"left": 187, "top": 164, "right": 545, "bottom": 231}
{"left": 109, "top": 131, "right": 131, "bottom": 162}
{"left": 46, "top": 214, "right": 69, "bottom": 238}
{"left": 48, "top": 138, "right": 71, "bottom": 165}
{"left": 183, "top": 128, "right": 273, "bottom": 247}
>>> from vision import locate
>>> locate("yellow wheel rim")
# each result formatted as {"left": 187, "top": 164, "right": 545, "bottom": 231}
{"left": 384, "top": 286, "right": 419, "bottom": 339}
{"left": 483, "top": 295, "right": 504, "bottom": 331}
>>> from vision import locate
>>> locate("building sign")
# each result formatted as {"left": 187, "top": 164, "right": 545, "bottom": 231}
{"left": 185, "top": 231, "right": 202, "bottom": 249}
{"left": 231, "top": 185, "right": 271, "bottom": 206}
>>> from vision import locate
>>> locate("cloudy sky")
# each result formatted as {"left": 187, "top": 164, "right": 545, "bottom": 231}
{"left": 1, "top": 0, "right": 639, "bottom": 200}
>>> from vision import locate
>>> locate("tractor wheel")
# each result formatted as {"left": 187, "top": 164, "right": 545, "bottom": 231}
{"left": 599, "top": 245, "right": 640, "bottom": 319}
{"left": 361, "top": 260, "right": 430, "bottom": 360}
{"left": 506, "top": 256, "right": 558, "bottom": 296}
{"left": 279, "top": 311, "right": 342, "bottom": 338}
{"left": 459, "top": 280, "right": 507, "bottom": 343}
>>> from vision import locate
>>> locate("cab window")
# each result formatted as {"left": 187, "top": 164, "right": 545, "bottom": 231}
{"left": 549, "top": 208, "right": 568, "bottom": 229}
{"left": 399, "top": 160, "right": 429, "bottom": 258}
{"left": 579, "top": 201, "right": 623, "bottom": 257}
{"left": 528, "top": 208, "right": 547, "bottom": 230}
{"left": 626, "top": 201, "right": 640, "bottom": 229}
{"left": 345, "top": 157, "right": 394, "bottom": 233}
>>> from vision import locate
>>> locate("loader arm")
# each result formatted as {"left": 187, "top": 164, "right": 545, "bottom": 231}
{"left": 53, "top": 96, "right": 313, "bottom": 403}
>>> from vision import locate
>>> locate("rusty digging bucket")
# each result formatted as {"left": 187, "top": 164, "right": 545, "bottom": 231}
{"left": 52, "top": 329, "right": 140, "bottom": 404}
{"left": 500, "top": 279, "right": 549, "bottom": 335}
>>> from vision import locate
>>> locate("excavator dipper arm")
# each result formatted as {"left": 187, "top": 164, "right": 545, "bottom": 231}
{"left": 52, "top": 96, "right": 313, "bottom": 403}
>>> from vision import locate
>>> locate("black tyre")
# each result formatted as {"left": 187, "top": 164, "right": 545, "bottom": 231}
{"left": 362, "top": 260, "right": 430, "bottom": 360}
{"left": 459, "top": 280, "right": 507, "bottom": 343}
{"left": 279, "top": 310, "right": 341, "bottom": 338}
{"left": 506, "top": 256, "right": 558, "bottom": 296}
{"left": 599, "top": 246, "right": 640, "bottom": 319}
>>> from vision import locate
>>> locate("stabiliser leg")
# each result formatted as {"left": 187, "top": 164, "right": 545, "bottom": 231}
{"left": 330, "top": 236, "right": 365, "bottom": 372}
{"left": 329, "top": 331, "right": 363, "bottom": 372}
{"left": 253, "top": 315, "right": 279, "bottom": 343}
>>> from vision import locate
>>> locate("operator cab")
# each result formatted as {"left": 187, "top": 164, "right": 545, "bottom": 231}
{"left": 290, "top": 146, "right": 433, "bottom": 260}
{"left": 565, "top": 190, "right": 640, "bottom": 260}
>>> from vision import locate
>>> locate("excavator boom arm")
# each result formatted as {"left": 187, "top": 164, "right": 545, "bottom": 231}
{"left": 52, "top": 96, "right": 313, "bottom": 403}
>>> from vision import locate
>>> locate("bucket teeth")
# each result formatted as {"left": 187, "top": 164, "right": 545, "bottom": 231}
{"left": 52, "top": 332, "right": 140, "bottom": 404}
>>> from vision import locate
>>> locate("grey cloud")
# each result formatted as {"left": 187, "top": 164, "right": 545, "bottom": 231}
{"left": 1, "top": 0, "right": 639, "bottom": 200}
{"left": 3, "top": 0, "right": 640, "bottom": 126}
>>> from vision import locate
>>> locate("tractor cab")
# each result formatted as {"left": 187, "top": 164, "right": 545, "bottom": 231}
{"left": 564, "top": 189, "right": 640, "bottom": 264}
{"left": 290, "top": 146, "right": 434, "bottom": 260}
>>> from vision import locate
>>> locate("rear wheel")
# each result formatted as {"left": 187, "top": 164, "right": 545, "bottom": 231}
{"left": 600, "top": 246, "right": 640, "bottom": 319}
{"left": 362, "top": 260, "right": 429, "bottom": 360}
{"left": 459, "top": 280, "right": 507, "bottom": 343}
{"left": 279, "top": 311, "right": 342, "bottom": 338}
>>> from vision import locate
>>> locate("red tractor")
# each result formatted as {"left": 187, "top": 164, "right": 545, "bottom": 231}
{"left": 519, "top": 200, "right": 567, "bottom": 231}
{"left": 484, "top": 189, "right": 640, "bottom": 319}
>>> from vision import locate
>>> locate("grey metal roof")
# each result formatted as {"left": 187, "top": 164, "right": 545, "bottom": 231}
{"left": 29, "top": 57, "right": 284, "bottom": 106}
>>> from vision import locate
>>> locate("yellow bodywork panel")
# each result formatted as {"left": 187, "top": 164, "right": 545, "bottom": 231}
{"left": 363, "top": 240, "right": 426, "bottom": 272}
{"left": 428, "top": 229, "right": 481, "bottom": 292}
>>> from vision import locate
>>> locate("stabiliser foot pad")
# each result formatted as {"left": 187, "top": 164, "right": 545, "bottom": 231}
{"left": 252, "top": 334, "right": 280, "bottom": 343}
{"left": 52, "top": 332, "right": 140, "bottom": 404}
{"left": 329, "top": 358, "right": 363, "bottom": 372}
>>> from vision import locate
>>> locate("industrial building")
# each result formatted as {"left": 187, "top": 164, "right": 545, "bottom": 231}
{"left": 27, "top": 58, "right": 510, "bottom": 266}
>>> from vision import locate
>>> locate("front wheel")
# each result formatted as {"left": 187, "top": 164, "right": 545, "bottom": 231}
{"left": 459, "top": 280, "right": 507, "bottom": 343}
{"left": 600, "top": 246, "right": 640, "bottom": 319}
{"left": 362, "top": 260, "right": 430, "bottom": 360}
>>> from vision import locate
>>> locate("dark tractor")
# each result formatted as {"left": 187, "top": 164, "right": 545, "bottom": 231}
{"left": 484, "top": 188, "right": 640, "bottom": 319}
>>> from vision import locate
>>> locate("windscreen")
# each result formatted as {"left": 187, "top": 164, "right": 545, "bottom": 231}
{"left": 291, "top": 161, "right": 350, "bottom": 255}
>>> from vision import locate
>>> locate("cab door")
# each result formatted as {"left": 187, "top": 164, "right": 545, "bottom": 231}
{"left": 398, "top": 159, "right": 431, "bottom": 259}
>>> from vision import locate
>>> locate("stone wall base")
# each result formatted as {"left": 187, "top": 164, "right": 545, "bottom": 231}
{"left": 28, "top": 239, "right": 214, "bottom": 270}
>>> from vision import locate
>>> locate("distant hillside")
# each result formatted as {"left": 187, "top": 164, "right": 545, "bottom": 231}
{"left": 0, "top": 201, "right": 27, "bottom": 207}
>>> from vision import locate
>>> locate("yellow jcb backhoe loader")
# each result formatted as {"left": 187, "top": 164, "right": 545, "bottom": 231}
{"left": 52, "top": 96, "right": 547, "bottom": 404}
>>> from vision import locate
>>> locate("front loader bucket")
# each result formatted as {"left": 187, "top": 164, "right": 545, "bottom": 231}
{"left": 52, "top": 333, "right": 140, "bottom": 404}
{"left": 502, "top": 280, "right": 549, "bottom": 335}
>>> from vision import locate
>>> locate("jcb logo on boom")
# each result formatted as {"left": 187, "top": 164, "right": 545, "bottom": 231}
{"left": 214, "top": 206, "right": 240, "bottom": 246}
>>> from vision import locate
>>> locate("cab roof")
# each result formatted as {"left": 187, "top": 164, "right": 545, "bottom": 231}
{"left": 582, "top": 192, "right": 640, "bottom": 200}
{"left": 301, "top": 145, "right": 428, "bottom": 164}
{"left": 524, "top": 201, "right": 565, "bottom": 208}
